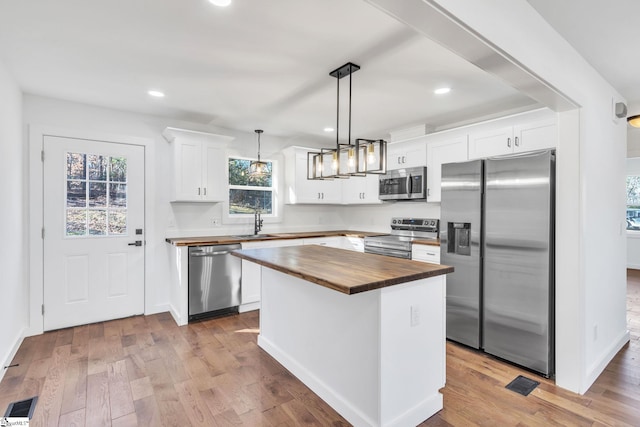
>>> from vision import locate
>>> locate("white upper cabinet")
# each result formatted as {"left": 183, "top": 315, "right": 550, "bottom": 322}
{"left": 341, "top": 174, "right": 381, "bottom": 204}
{"left": 283, "top": 146, "right": 342, "bottom": 204}
{"left": 386, "top": 137, "right": 427, "bottom": 170}
{"left": 163, "top": 127, "right": 234, "bottom": 202}
{"left": 425, "top": 133, "right": 469, "bottom": 203}
{"left": 468, "top": 109, "right": 557, "bottom": 160}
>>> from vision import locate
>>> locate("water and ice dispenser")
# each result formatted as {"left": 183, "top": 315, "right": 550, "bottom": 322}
{"left": 447, "top": 222, "right": 471, "bottom": 256}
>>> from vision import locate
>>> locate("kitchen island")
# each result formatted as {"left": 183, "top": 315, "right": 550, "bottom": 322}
{"left": 232, "top": 245, "right": 453, "bottom": 427}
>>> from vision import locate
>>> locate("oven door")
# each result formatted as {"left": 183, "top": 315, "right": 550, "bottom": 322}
{"left": 378, "top": 167, "right": 427, "bottom": 200}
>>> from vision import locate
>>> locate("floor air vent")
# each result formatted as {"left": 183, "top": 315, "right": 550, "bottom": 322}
{"left": 505, "top": 375, "right": 539, "bottom": 396}
{"left": 4, "top": 396, "right": 38, "bottom": 419}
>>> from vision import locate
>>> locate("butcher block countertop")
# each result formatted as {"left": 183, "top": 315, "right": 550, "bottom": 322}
{"left": 412, "top": 238, "right": 441, "bottom": 247}
{"left": 165, "top": 230, "right": 385, "bottom": 246}
{"left": 232, "top": 245, "right": 453, "bottom": 295}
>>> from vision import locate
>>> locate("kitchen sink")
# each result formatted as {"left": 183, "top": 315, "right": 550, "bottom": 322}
{"left": 231, "top": 234, "right": 272, "bottom": 239}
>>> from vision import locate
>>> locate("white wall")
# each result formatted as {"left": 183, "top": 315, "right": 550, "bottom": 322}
{"left": 425, "top": 0, "right": 628, "bottom": 395}
{"left": 0, "top": 60, "right": 25, "bottom": 380}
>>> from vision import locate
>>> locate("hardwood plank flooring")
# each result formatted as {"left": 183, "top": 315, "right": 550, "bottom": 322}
{"left": 1, "top": 272, "right": 639, "bottom": 426}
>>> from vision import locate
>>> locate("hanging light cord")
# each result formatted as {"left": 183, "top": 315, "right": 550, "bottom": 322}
{"left": 255, "top": 129, "right": 263, "bottom": 162}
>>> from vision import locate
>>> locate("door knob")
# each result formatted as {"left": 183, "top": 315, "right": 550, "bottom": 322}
{"left": 128, "top": 240, "right": 142, "bottom": 247}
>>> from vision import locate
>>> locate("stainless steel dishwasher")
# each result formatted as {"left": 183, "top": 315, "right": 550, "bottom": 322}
{"left": 188, "top": 244, "right": 241, "bottom": 321}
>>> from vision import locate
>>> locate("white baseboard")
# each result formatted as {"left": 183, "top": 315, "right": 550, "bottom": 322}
{"left": 0, "top": 327, "right": 26, "bottom": 383}
{"left": 146, "top": 303, "right": 170, "bottom": 316}
{"left": 584, "top": 329, "right": 630, "bottom": 393}
{"left": 239, "top": 302, "right": 260, "bottom": 313}
{"left": 168, "top": 303, "right": 187, "bottom": 326}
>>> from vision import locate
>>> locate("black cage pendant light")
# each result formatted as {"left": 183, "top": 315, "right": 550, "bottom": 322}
{"left": 307, "top": 62, "right": 387, "bottom": 180}
{"left": 250, "top": 129, "right": 268, "bottom": 178}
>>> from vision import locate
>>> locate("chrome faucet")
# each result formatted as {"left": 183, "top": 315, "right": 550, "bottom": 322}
{"left": 254, "top": 207, "right": 263, "bottom": 235}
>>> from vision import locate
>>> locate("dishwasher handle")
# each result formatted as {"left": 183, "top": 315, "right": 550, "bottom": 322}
{"left": 190, "top": 250, "right": 231, "bottom": 257}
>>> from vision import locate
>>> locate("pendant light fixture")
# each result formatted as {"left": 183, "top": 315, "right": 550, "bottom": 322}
{"left": 307, "top": 62, "right": 387, "bottom": 180}
{"left": 250, "top": 129, "right": 268, "bottom": 178}
{"left": 628, "top": 115, "right": 640, "bottom": 128}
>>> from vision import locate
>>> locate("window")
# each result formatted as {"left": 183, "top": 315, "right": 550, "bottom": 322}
{"left": 627, "top": 176, "right": 640, "bottom": 230}
{"left": 228, "top": 157, "right": 274, "bottom": 215}
{"left": 66, "top": 152, "right": 128, "bottom": 237}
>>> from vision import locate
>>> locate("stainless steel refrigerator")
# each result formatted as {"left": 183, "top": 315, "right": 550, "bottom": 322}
{"left": 441, "top": 150, "right": 555, "bottom": 377}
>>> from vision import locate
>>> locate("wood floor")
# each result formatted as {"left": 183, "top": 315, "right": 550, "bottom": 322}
{"left": 1, "top": 272, "right": 639, "bottom": 426}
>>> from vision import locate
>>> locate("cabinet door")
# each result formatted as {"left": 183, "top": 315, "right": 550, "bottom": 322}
{"left": 202, "top": 142, "right": 225, "bottom": 201}
{"left": 426, "top": 135, "right": 468, "bottom": 202}
{"left": 241, "top": 259, "right": 261, "bottom": 305}
{"left": 343, "top": 236, "right": 364, "bottom": 252}
{"left": 290, "top": 152, "right": 342, "bottom": 204}
{"left": 514, "top": 120, "right": 557, "bottom": 153}
{"left": 387, "top": 139, "right": 427, "bottom": 170}
{"left": 174, "top": 140, "right": 203, "bottom": 201}
{"left": 468, "top": 126, "right": 514, "bottom": 160}
{"left": 342, "top": 174, "right": 381, "bottom": 204}
{"left": 411, "top": 244, "right": 441, "bottom": 264}
{"left": 303, "top": 236, "right": 344, "bottom": 248}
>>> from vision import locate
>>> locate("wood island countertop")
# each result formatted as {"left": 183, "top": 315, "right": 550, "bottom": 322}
{"left": 232, "top": 244, "right": 453, "bottom": 295}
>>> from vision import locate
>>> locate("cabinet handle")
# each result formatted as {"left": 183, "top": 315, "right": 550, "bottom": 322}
{"left": 402, "top": 156, "right": 406, "bottom": 163}
{"left": 507, "top": 137, "right": 511, "bottom": 148}
{"left": 427, "top": 188, "right": 430, "bottom": 197}
{"left": 321, "top": 192, "right": 324, "bottom": 200}
{"left": 197, "top": 187, "right": 201, "bottom": 195}
{"left": 515, "top": 136, "right": 520, "bottom": 147}
{"left": 398, "top": 156, "right": 402, "bottom": 164}
{"left": 203, "top": 187, "right": 207, "bottom": 196}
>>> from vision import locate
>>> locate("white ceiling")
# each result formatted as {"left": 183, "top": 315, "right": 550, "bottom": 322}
{"left": 526, "top": 0, "right": 640, "bottom": 112}
{"left": 5, "top": 1, "right": 635, "bottom": 142}
{"left": 0, "top": 0, "right": 540, "bottom": 142}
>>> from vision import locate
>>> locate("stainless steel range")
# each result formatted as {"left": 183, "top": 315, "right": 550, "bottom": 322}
{"left": 364, "top": 217, "right": 439, "bottom": 259}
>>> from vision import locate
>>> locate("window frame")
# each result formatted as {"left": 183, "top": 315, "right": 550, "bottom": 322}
{"left": 225, "top": 155, "right": 279, "bottom": 223}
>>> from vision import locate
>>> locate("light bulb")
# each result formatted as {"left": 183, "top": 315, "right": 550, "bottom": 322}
{"left": 348, "top": 148, "right": 355, "bottom": 168}
{"left": 332, "top": 152, "right": 338, "bottom": 171}
{"left": 367, "top": 144, "right": 376, "bottom": 164}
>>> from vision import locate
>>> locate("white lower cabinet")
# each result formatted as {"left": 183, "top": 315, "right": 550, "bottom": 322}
{"left": 342, "top": 236, "right": 364, "bottom": 252}
{"left": 412, "top": 244, "right": 441, "bottom": 264}
{"left": 302, "top": 236, "right": 344, "bottom": 248}
{"left": 240, "top": 239, "right": 303, "bottom": 311}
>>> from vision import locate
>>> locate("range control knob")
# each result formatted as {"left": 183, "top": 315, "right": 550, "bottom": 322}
{"left": 392, "top": 219, "right": 397, "bottom": 224}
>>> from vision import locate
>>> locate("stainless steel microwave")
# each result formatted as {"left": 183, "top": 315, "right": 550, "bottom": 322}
{"left": 378, "top": 166, "right": 427, "bottom": 201}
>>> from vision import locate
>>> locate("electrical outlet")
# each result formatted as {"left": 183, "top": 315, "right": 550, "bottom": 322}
{"left": 410, "top": 305, "right": 420, "bottom": 327}
{"left": 212, "top": 218, "right": 221, "bottom": 227}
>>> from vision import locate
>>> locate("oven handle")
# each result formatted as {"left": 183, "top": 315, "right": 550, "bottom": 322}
{"left": 364, "top": 246, "right": 411, "bottom": 259}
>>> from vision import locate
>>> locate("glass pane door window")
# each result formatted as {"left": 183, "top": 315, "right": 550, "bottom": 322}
{"left": 66, "top": 152, "right": 128, "bottom": 236}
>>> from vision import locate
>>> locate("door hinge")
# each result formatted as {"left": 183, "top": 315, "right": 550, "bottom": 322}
{"left": 41, "top": 227, "right": 45, "bottom": 239}
{"left": 41, "top": 150, "right": 45, "bottom": 162}
{"left": 41, "top": 304, "right": 44, "bottom": 315}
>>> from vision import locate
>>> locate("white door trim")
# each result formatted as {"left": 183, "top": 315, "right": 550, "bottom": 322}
{"left": 28, "top": 125, "right": 156, "bottom": 337}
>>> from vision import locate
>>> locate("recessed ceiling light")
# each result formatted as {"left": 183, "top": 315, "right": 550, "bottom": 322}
{"left": 208, "top": 0, "right": 231, "bottom": 6}
{"left": 434, "top": 87, "right": 451, "bottom": 95}
{"left": 323, "top": 127, "right": 335, "bottom": 132}
{"left": 148, "top": 90, "right": 165, "bottom": 98}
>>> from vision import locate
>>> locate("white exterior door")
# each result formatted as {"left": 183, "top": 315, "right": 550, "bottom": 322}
{"left": 43, "top": 136, "right": 145, "bottom": 331}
